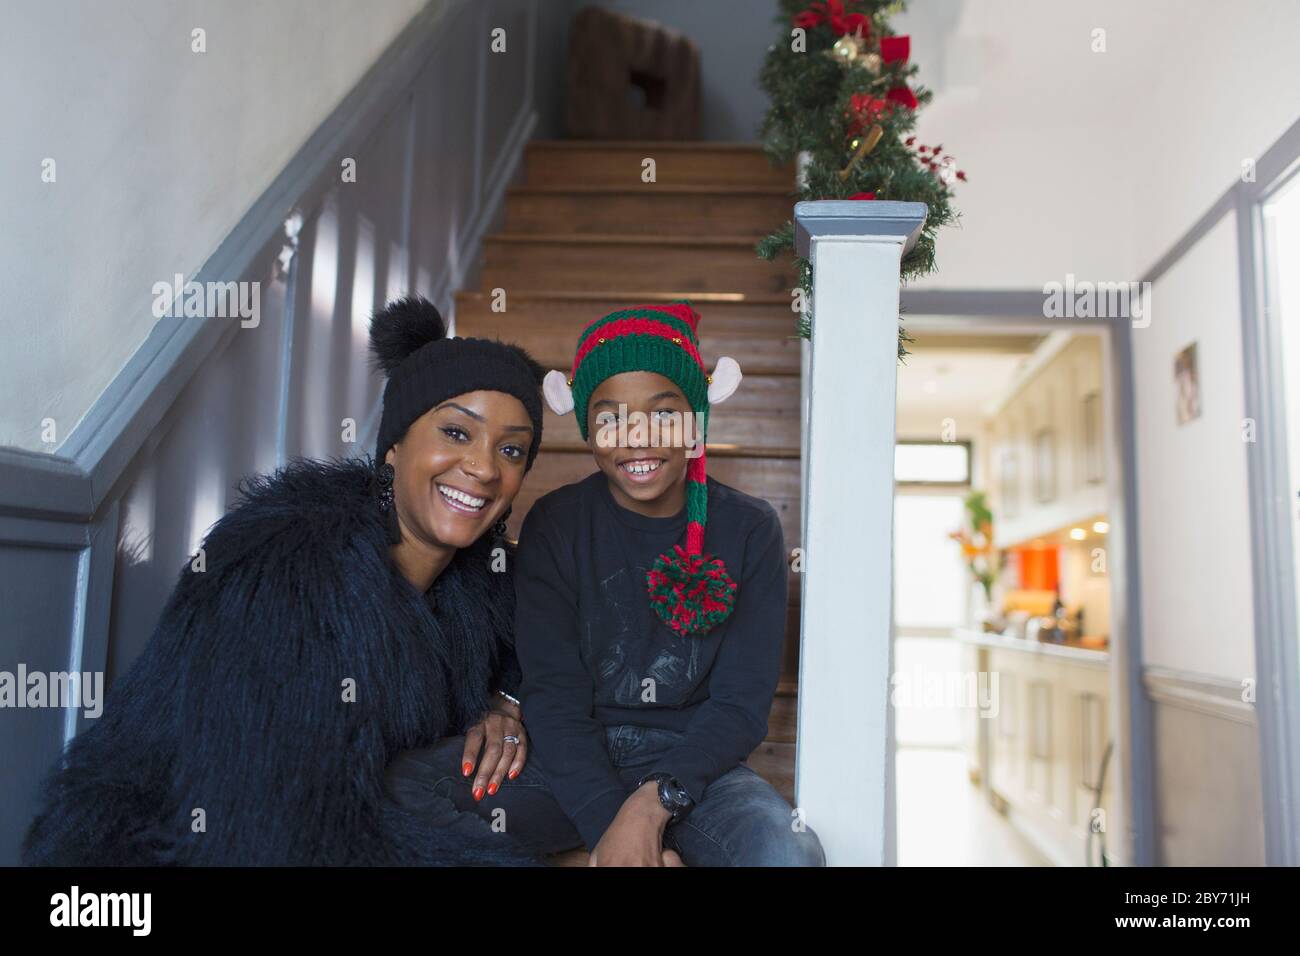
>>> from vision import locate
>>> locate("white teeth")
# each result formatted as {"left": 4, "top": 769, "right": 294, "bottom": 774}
{"left": 437, "top": 485, "right": 486, "bottom": 510}
{"left": 621, "top": 459, "right": 661, "bottom": 475}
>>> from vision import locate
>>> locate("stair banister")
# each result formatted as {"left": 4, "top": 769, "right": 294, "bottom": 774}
{"left": 793, "top": 200, "right": 927, "bottom": 866}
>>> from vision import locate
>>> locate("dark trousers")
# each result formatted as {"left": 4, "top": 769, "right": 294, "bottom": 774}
{"left": 384, "top": 725, "right": 825, "bottom": 866}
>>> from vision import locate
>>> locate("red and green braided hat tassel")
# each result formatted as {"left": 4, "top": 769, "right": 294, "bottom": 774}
{"left": 645, "top": 450, "right": 737, "bottom": 637}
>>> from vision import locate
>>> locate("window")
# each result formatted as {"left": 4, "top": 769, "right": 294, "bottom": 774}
{"left": 894, "top": 493, "right": 969, "bottom": 630}
{"left": 894, "top": 441, "right": 971, "bottom": 484}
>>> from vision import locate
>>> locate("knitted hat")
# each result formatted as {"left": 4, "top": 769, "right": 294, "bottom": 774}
{"left": 370, "top": 295, "right": 544, "bottom": 469}
{"left": 541, "top": 301, "right": 744, "bottom": 637}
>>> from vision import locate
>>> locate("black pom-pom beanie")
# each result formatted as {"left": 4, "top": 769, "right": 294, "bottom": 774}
{"left": 370, "top": 295, "right": 545, "bottom": 469}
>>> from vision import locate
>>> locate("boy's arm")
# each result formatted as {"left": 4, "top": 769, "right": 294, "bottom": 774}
{"left": 514, "top": 505, "right": 629, "bottom": 848}
{"left": 646, "top": 506, "right": 788, "bottom": 803}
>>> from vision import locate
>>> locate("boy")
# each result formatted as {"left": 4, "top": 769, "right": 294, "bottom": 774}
{"left": 514, "top": 302, "right": 825, "bottom": 866}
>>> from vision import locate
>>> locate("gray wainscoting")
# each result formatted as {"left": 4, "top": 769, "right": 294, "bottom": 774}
{"left": 0, "top": 0, "right": 565, "bottom": 865}
{"left": 1143, "top": 666, "right": 1266, "bottom": 865}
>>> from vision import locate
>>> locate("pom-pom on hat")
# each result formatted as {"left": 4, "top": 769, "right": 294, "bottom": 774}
{"left": 541, "top": 301, "right": 744, "bottom": 638}
{"left": 370, "top": 295, "right": 545, "bottom": 470}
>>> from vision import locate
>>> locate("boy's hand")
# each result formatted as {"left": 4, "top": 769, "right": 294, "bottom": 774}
{"left": 588, "top": 782, "right": 673, "bottom": 866}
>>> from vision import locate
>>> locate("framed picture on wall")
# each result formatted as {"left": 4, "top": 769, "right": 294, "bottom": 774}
{"left": 1034, "top": 428, "right": 1057, "bottom": 503}
{"left": 1175, "top": 342, "right": 1202, "bottom": 425}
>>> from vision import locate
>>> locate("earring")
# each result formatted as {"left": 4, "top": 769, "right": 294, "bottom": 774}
{"left": 375, "top": 461, "right": 402, "bottom": 545}
{"left": 375, "top": 461, "right": 395, "bottom": 512}
{"left": 493, "top": 504, "right": 512, "bottom": 540}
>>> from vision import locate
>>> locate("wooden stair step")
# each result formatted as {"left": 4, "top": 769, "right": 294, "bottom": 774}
{"left": 746, "top": 741, "right": 796, "bottom": 805}
{"left": 481, "top": 234, "right": 794, "bottom": 297}
{"left": 524, "top": 140, "right": 795, "bottom": 188}
{"left": 766, "top": 687, "right": 798, "bottom": 744}
{"left": 455, "top": 293, "right": 802, "bottom": 373}
{"left": 504, "top": 185, "right": 795, "bottom": 236}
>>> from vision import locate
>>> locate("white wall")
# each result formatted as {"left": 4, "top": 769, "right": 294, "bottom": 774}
{"left": 1134, "top": 213, "right": 1255, "bottom": 680}
{"left": 0, "top": 0, "right": 431, "bottom": 452}
{"left": 898, "top": 0, "right": 1300, "bottom": 289}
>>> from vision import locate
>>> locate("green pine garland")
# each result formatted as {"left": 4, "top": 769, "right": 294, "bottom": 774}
{"left": 756, "top": 0, "right": 961, "bottom": 355}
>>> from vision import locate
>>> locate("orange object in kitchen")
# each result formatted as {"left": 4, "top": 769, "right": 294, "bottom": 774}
{"left": 1013, "top": 544, "right": 1059, "bottom": 592}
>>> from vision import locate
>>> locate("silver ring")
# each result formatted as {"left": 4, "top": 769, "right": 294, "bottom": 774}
{"left": 503, "top": 734, "right": 520, "bottom": 745}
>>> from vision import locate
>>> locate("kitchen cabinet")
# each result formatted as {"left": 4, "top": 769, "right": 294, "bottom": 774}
{"left": 958, "top": 629, "right": 1118, "bottom": 866}
{"left": 987, "top": 335, "right": 1108, "bottom": 548}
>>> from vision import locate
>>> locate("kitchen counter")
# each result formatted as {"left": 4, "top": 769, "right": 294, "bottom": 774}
{"left": 956, "top": 627, "right": 1116, "bottom": 866}
{"left": 954, "top": 627, "right": 1109, "bottom": 667}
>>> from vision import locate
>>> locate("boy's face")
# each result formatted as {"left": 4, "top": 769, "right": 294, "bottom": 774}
{"left": 586, "top": 371, "right": 694, "bottom": 514}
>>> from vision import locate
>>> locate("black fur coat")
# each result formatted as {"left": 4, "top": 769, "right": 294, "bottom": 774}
{"left": 22, "top": 456, "right": 537, "bottom": 866}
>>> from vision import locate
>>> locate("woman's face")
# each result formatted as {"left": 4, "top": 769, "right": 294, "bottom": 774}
{"left": 384, "top": 390, "right": 533, "bottom": 552}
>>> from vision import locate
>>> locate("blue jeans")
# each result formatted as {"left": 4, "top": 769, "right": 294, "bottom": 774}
{"left": 384, "top": 725, "right": 825, "bottom": 867}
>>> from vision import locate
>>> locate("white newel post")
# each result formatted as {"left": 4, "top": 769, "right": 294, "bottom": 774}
{"left": 793, "top": 201, "right": 926, "bottom": 866}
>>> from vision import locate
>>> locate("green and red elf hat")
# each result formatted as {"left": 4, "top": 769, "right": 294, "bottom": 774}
{"left": 541, "top": 301, "right": 744, "bottom": 637}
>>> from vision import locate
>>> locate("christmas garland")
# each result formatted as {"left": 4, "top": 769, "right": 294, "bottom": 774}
{"left": 756, "top": 0, "right": 963, "bottom": 353}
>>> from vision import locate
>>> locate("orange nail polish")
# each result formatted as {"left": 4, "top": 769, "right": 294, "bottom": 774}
{"left": 488, "top": 782, "right": 499, "bottom": 796}
{"left": 508, "top": 769, "right": 519, "bottom": 780}
{"left": 473, "top": 786, "right": 484, "bottom": 801}
{"left": 462, "top": 762, "right": 472, "bottom": 777}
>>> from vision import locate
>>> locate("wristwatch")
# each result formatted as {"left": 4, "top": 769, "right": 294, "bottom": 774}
{"left": 636, "top": 771, "right": 694, "bottom": 823}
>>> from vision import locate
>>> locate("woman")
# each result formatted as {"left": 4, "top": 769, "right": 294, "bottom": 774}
{"left": 23, "top": 295, "right": 559, "bottom": 866}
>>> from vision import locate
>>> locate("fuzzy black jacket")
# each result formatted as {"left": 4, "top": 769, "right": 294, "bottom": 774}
{"left": 22, "top": 456, "right": 536, "bottom": 866}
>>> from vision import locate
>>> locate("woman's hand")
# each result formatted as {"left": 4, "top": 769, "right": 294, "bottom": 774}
{"left": 462, "top": 698, "right": 526, "bottom": 801}
{"left": 588, "top": 782, "right": 674, "bottom": 866}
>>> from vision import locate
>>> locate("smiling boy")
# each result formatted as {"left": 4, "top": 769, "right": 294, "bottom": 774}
{"left": 513, "top": 302, "right": 825, "bottom": 866}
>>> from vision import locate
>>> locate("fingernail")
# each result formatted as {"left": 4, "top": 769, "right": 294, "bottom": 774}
{"left": 488, "top": 782, "right": 499, "bottom": 796}
{"left": 462, "top": 762, "right": 472, "bottom": 777}
{"left": 508, "top": 769, "right": 519, "bottom": 780}
{"left": 473, "top": 786, "right": 484, "bottom": 801}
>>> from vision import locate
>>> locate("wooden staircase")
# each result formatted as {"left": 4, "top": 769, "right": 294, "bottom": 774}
{"left": 455, "top": 140, "right": 801, "bottom": 804}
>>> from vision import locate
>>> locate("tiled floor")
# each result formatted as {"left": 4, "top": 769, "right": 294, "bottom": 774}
{"left": 896, "top": 747, "right": 1051, "bottom": 867}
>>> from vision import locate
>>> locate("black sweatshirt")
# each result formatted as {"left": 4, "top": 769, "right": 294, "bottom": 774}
{"left": 513, "top": 470, "right": 788, "bottom": 848}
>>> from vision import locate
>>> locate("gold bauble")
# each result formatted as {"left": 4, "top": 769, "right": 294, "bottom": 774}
{"left": 826, "top": 34, "right": 866, "bottom": 64}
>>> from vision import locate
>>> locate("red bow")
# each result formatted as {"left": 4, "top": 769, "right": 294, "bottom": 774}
{"left": 847, "top": 93, "right": 891, "bottom": 137}
{"left": 886, "top": 85, "right": 919, "bottom": 111}
{"left": 792, "top": 0, "right": 870, "bottom": 37}
{"left": 881, "top": 35, "right": 910, "bottom": 64}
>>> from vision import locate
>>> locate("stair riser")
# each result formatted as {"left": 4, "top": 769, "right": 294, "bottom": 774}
{"left": 455, "top": 293, "right": 803, "bottom": 337}
{"left": 483, "top": 241, "right": 796, "bottom": 296}
{"left": 525, "top": 146, "right": 794, "bottom": 187}
{"left": 504, "top": 192, "right": 794, "bottom": 236}
{"left": 476, "top": 328, "right": 802, "bottom": 377}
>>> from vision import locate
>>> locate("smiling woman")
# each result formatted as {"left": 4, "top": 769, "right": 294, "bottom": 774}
{"left": 21, "top": 296, "right": 560, "bottom": 867}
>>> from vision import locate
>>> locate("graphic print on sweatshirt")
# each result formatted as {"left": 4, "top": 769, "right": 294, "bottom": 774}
{"left": 584, "top": 565, "right": 704, "bottom": 708}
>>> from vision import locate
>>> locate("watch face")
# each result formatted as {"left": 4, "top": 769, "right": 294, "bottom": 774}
{"left": 662, "top": 779, "right": 691, "bottom": 810}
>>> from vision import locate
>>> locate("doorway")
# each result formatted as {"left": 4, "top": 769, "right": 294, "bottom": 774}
{"left": 891, "top": 321, "right": 1135, "bottom": 866}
